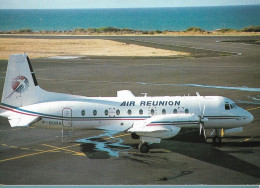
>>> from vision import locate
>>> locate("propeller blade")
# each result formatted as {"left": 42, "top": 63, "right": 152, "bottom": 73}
{"left": 199, "top": 123, "right": 202, "bottom": 135}
{"left": 202, "top": 105, "right": 206, "bottom": 118}
{"left": 203, "top": 128, "right": 206, "bottom": 139}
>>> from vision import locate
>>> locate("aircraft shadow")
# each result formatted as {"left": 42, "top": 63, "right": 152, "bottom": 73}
{"left": 156, "top": 138, "right": 260, "bottom": 179}
{"left": 76, "top": 129, "right": 260, "bottom": 180}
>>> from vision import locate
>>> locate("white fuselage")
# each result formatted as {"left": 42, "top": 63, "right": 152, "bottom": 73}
{"left": 1, "top": 94, "right": 253, "bottom": 132}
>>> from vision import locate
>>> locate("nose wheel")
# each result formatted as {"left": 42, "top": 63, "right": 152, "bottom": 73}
{"left": 211, "top": 129, "right": 222, "bottom": 145}
{"left": 212, "top": 136, "right": 222, "bottom": 145}
{"left": 138, "top": 142, "right": 150, "bottom": 153}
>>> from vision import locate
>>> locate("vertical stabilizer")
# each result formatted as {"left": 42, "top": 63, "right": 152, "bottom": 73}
{"left": 1, "top": 54, "right": 41, "bottom": 107}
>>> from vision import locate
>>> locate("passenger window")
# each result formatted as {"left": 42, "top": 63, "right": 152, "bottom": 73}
{"left": 173, "top": 109, "right": 177, "bottom": 114}
{"left": 93, "top": 110, "right": 97, "bottom": 116}
{"left": 104, "top": 109, "right": 108, "bottom": 116}
{"left": 116, "top": 109, "right": 120, "bottom": 115}
{"left": 139, "top": 109, "right": 143, "bottom": 115}
{"left": 127, "top": 109, "right": 132, "bottom": 115}
{"left": 81, "top": 110, "right": 85, "bottom": 116}
{"left": 225, "top": 103, "right": 230, "bottom": 110}
{"left": 162, "top": 109, "right": 166, "bottom": 114}
{"left": 151, "top": 109, "right": 155, "bottom": 115}
{"left": 185, "top": 109, "right": 189, "bottom": 114}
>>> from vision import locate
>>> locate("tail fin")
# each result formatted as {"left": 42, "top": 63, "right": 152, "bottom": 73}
{"left": 1, "top": 54, "right": 41, "bottom": 107}
{"left": 1, "top": 54, "right": 77, "bottom": 127}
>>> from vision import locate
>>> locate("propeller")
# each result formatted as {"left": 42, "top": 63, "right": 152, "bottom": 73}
{"left": 199, "top": 105, "right": 207, "bottom": 139}
{"left": 198, "top": 94, "right": 207, "bottom": 139}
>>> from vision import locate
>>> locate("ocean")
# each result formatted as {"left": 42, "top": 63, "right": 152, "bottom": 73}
{"left": 0, "top": 5, "right": 259, "bottom": 31}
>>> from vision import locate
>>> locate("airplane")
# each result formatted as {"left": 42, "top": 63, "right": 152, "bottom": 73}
{"left": 0, "top": 54, "right": 254, "bottom": 153}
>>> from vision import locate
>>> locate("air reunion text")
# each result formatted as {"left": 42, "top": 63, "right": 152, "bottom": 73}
{"left": 120, "top": 101, "right": 181, "bottom": 106}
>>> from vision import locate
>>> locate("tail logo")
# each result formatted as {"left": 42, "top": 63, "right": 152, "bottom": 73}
{"left": 7, "top": 75, "right": 29, "bottom": 98}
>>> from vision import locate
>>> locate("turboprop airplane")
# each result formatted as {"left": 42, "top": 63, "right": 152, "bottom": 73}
{"left": 0, "top": 54, "right": 254, "bottom": 153}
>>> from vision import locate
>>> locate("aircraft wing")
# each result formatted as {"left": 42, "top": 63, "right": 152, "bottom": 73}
{"left": 127, "top": 120, "right": 171, "bottom": 133}
{"left": 127, "top": 113, "right": 201, "bottom": 142}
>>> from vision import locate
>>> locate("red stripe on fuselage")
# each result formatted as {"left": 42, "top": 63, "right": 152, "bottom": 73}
{"left": 146, "top": 123, "right": 163, "bottom": 126}
{"left": 0, "top": 105, "right": 147, "bottom": 121}
{"left": 0, "top": 105, "right": 39, "bottom": 117}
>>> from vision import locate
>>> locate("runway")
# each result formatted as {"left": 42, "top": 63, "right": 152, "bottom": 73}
{"left": 0, "top": 35, "right": 259, "bottom": 185}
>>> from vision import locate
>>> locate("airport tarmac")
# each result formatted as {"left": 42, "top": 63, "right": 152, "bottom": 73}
{"left": 0, "top": 36, "right": 259, "bottom": 185}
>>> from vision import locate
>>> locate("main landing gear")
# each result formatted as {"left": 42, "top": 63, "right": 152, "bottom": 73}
{"left": 131, "top": 133, "right": 150, "bottom": 153}
{"left": 138, "top": 142, "right": 150, "bottom": 153}
{"left": 132, "top": 134, "right": 161, "bottom": 153}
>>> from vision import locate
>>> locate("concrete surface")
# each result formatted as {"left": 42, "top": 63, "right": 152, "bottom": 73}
{"left": 0, "top": 36, "right": 259, "bottom": 185}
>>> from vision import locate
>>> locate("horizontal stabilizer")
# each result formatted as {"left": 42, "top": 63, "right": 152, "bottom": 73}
{"left": 8, "top": 115, "right": 40, "bottom": 127}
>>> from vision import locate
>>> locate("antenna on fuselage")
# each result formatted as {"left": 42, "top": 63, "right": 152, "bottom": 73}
{"left": 141, "top": 93, "right": 147, "bottom": 97}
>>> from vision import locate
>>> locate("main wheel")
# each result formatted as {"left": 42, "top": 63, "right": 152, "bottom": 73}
{"left": 212, "top": 136, "right": 222, "bottom": 145}
{"left": 139, "top": 142, "right": 150, "bottom": 153}
{"left": 131, "top": 133, "right": 140, "bottom": 139}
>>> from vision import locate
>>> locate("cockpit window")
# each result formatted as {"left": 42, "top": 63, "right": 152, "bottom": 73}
{"left": 225, "top": 103, "right": 230, "bottom": 110}
{"left": 231, "top": 103, "right": 237, "bottom": 109}
{"left": 225, "top": 102, "right": 237, "bottom": 110}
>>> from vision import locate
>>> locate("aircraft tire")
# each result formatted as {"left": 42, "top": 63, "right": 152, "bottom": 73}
{"left": 212, "top": 136, "right": 222, "bottom": 145}
{"left": 139, "top": 143, "right": 150, "bottom": 153}
{"left": 131, "top": 133, "right": 140, "bottom": 139}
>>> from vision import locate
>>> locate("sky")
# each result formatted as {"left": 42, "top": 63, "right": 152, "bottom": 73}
{"left": 0, "top": 0, "right": 260, "bottom": 9}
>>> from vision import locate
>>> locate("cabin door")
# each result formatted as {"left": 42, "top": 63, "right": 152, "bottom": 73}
{"left": 62, "top": 108, "right": 72, "bottom": 127}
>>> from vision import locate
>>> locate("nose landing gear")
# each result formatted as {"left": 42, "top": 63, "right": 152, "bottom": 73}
{"left": 212, "top": 135, "right": 222, "bottom": 145}
{"left": 211, "top": 129, "right": 222, "bottom": 145}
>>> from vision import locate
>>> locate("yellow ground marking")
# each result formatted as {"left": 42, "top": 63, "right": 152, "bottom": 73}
{"left": 33, "top": 149, "right": 45, "bottom": 152}
{"left": 104, "top": 133, "right": 131, "bottom": 140}
{"left": 0, "top": 127, "right": 35, "bottom": 132}
{"left": 48, "top": 150, "right": 61, "bottom": 153}
{"left": 42, "top": 144, "right": 85, "bottom": 156}
{"left": 246, "top": 106, "right": 260, "bottom": 111}
{"left": 0, "top": 143, "right": 80, "bottom": 163}
{"left": 1, "top": 143, "right": 47, "bottom": 152}
{"left": 0, "top": 132, "right": 129, "bottom": 162}
{"left": 20, "top": 147, "right": 30, "bottom": 150}
{"left": 0, "top": 128, "right": 22, "bottom": 132}
{"left": 10, "top": 128, "right": 22, "bottom": 131}
{"left": 244, "top": 138, "right": 251, "bottom": 142}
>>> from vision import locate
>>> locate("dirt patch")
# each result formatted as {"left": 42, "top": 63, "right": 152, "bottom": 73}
{"left": 0, "top": 38, "right": 189, "bottom": 59}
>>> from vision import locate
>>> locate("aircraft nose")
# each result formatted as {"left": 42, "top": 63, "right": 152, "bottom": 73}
{"left": 245, "top": 110, "right": 254, "bottom": 124}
